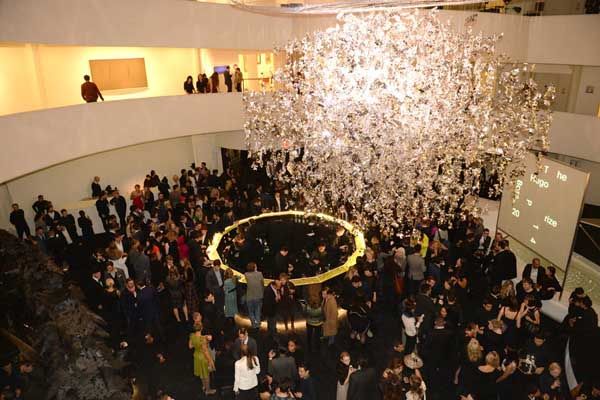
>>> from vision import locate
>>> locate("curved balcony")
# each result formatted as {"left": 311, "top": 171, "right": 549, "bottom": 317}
{"left": 0, "top": 93, "right": 244, "bottom": 184}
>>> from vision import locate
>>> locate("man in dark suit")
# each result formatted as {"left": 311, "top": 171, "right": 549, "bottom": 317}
{"left": 232, "top": 328, "right": 258, "bottom": 360}
{"left": 9, "top": 203, "right": 30, "bottom": 240}
{"left": 224, "top": 66, "right": 233, "bottom": 92}
{"left": 78, "top": 210, "right": 94, "bottom": 238}
{"left": 60, "top": 209, "right": 78, "bottom": 241}
{"left": 32, "top": 195, "right": 50, "bottom": 214}
{"left": 268, "top": 347, "right": 297, "bottom": 383}
{"left": 91, "top": 176, "right": 102, "bottom": 198}
{"left": 121, "top": 278, "right": 140, "bottom": 342}
{"left": 522, "top": 258, "right": 546, "bottom": 286}
{"left": 263, "top": 277, "right": 282, "bottom": 337}
{"left": 274, "top": 246, "right": 292, "bottom": 277}
{"left": 491, "top": 240, "right": 517, "bottom": 285}
{"left": 44, "top": 205, "right": 61, "bottom": 228}
{"left": 474, "top": 228, "right": 492, "bottom": 254}
{"left": 85, "top": 269, "right": 106, "bottom": 313}
{"left": 188, "top": 231, "right": 205, "bottom": 270}
{"left": 137, "top": 280, "right": 163, "bottom": 340}
{"left": 110, "top": 189, "right": 127, "bottom": 230}
{"left": 415, "top": 282, "right": 436, "bottom": 335}
{"left": 206, "top": 170, "right": 221, "bottom": 188}
{"left": 348, "top": 357, "right": 377, "bottom": 400}
{"left": 32, "top": 227, "right": 48, "bottom": 254}
{"left": 95, "top": 191, "right": 110, "bottom": 232}
{"left": 104, "top": 261, "right": 126, "bottom": 291}
{"left": 421, "top": 318, "right": 456, "bottom": 399}
{"left": 205, "top": 260, "right": 225, "bottom": 311}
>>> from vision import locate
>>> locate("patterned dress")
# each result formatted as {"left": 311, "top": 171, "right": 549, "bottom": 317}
{"left": 184, "top": 268, "right": 200, "bottom": 314}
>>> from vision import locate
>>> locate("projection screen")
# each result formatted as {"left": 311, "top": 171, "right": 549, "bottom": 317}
{"left": 497, "top": 152, "right": 589, "bottom": 270}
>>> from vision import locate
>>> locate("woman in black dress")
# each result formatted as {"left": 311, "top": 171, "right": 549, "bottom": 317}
{"left": 166, "top": 258, "right": 188, "bottom": 323}
{"left": 476, "top": 351, "right": 516, "bottom": 400}
{"left": 457, "top": 338, "right": 483, "bottom": 398}
{"left": 103, "top": 277, "right": 123, "bottom": 349}
{"left": 184, "top": 75, "right": 195, "bottom": 94}
{"left": 196, "top": 73, "right": 206, "bottom": 93}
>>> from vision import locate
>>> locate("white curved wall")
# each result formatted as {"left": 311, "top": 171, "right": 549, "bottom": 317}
{"left": 0, "top": 93, "right": 244, "bottom": 184}
{"left": 0, "top": 133, "right": 238, "bottom": 234}
{"left": 2, "top": 1, "right": 599, "bottom": 66}
{"left": 0, "top": 0, "right": 292, "bottom": 49}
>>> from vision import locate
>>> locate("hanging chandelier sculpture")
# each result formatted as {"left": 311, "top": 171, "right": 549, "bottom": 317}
{"left": 244, "top": 10, "right": 555, "bottom": 228}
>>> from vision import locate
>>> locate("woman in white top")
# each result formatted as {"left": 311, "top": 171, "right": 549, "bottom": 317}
{"left": 234, "top": 345, "right": 261, "bottom": 400}
{"left": 402, "top": 297, "right": 423, "bottom": 355}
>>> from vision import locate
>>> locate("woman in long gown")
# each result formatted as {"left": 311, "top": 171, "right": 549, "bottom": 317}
{"left": 223, "top": 268, "right": 239, "bottom": 322}
{"left": 181, "top": 259, "right": 200, "bottom": 315}
{"left": 189, "top": 325, "right": 216, "bottom": 396}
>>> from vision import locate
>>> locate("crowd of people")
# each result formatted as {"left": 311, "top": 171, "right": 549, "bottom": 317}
{"left": 5, "top": 159, "right": 600, "bottom": 400}
{"left": 184, "top": 65, "right": 244, "bottom": 95}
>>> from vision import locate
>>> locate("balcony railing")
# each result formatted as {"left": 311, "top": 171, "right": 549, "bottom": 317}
{"left": 443, "top": 0, "right": 599, "bottom": 16}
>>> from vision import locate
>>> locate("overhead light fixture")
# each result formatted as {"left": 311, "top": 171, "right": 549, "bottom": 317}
{"left": 244, "top": 10, "right": 555, "bottom": 228}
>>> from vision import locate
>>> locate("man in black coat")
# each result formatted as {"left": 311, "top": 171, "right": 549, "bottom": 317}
{"left": 348, "top": 357, "right": 378, "bottom": 400}
{"left": 522, "top": 258, "right": 546, "bottom": 286}
{"left": 274, "top": 246, "right": 292, "bottom": 277}
{"left": 205, "top": 260, "right": 225, "bottom": 311}
{"left": 32, "top": 195, "right": 50, "bottom": 214}
{"left": 121, "top": 278, "right": 140, "bottom": 341}
{"left": 224, "top": 66, "right": 233, "bottom": 92}
{"left": 95, "top": 191, "right": 110, "bottom": 232}
{"left": 60, "top": 209, "right": 78, "bottom": 241}
{"left": 268, "top": 347, "right": 297, "bottom": 383}
{"left": 110, "top": 189, "right": 127, "bottom": 230}
{"left": 232, "top": 328, "right": 258, "bottom": 360}
{"left": 137, "top": 280, "right": 163, "bottom": 340}
{"left": 421, "top": 318, "right": 456, "bottom": 400}
{"left": 474, "top": 228, "right": 492, "bottom": 254}
{"left": 263, "top": 278, "right": 282, "bottom": 337}
{"left": 78, "top": 210, "right": 94, "bottom": 238}
{"left": 491, "top": 239, "right": 517, "bottom": 285}
{"left": 85, "top": 269, "right": 106, "bottom": 313}
{"left": 44, "top": 205, "right": 61, "bottom": 228}
{"left": 9, "top": 203, "right": 30, "bottom": 240}
{"left": 91, "top": 176, "right": 102, "bottom": 198}
{"left": 415, "top": 282, "right": 436, "bottom": 335}
{"left": 187, "top": 231, "right": 205, "bottom": 270}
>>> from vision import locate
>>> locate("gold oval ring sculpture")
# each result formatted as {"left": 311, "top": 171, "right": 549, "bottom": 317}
{"left": 206, "top": 210, "right": 366, "bottom": 286}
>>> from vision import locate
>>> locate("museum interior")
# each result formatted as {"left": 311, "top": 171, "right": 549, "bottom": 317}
{"left": 0, "top": 0, "right": 599, "bottom": 399}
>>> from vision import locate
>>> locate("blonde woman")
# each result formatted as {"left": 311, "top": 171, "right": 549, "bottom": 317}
{"left": 476, "top": 351, "right": 516, "bottom": 399}
{"left": 336, "top": 352, "right": 354, "bottom": 400}
{"left": 499, "top": 280, "right": 515, "bottom": 300}
{"left": 456, "top": 338, "right": 482, "bottom": 394}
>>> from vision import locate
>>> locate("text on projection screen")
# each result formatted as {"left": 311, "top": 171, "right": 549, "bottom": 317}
{"left": 497, "top": 153, "right": 589, "bottom": 269}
